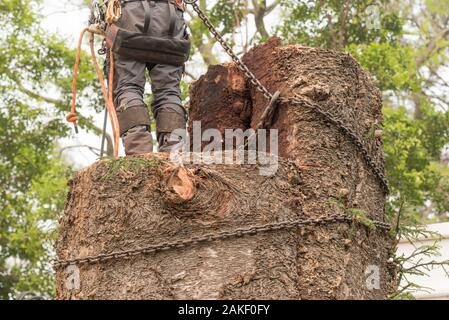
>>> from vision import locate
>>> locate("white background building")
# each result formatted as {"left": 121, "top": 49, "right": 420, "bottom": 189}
{"left": 397, "top": 222, "right": 449, "bottom": 299}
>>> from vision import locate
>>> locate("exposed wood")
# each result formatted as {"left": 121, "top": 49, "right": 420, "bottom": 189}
{"left": 56, "top": 40, "right": 396, "bottom": 300}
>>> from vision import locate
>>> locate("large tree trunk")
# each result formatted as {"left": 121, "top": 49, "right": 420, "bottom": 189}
{"left": 55, "top": 39, "right": 397, "bottom": 300}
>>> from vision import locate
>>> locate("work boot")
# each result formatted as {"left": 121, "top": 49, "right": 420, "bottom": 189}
{"left": 157, "top": 131, "right": 185, "bottom": 153}
{"left": 116, "top": 103, "right": 153, "bottom": 156}
{"left": 155, "top": 104, "right": 187, "bottom": 153}
{"left": 122, "top": 125, "right": 153, "bottom": 155}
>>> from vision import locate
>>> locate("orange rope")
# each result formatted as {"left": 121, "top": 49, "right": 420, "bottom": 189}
{"left": 88, "top": 32, "right": 120, "bottom": 158}
{"left": 66, "top": 28, "right": 88, "bottom": 134}
{"left": 66, "top": 28, "right": 120, "bottom": 158}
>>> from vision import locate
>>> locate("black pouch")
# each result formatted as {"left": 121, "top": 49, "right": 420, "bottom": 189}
{"left": 106, "top": 24, "right": 191, "bottom": 66}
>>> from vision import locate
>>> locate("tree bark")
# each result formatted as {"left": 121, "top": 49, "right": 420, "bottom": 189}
{"left": 56, "top": 39, "right": 397, "bottom": 300}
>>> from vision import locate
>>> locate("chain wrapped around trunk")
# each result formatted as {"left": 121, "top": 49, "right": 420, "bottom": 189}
{"left": 183, "top": 0, "right": 389, "bottom": 194}
{"left": 281, "top": 96, "right": 389, "bottom": 194}
{"left": 53, "top": 213, "right": 390, "bottom": 269}
{"left": 54, "top": 1, "right": 392, "bottom": 270}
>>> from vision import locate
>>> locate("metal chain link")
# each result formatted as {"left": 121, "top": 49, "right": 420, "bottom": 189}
{"left": 53, "top": 213, "right": 390, "bottom": 269}
{"left": 282, "top": 97, "right": 390, "bottom": 194}
{"left": 184, "top": 0, "right": 389, "bottom": 194}
{"left": 184, "top": 0, "right": 272, "bottom": 100}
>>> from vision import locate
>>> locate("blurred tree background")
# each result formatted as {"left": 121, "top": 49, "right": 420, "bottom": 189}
{"left": 0, "top": 0, "right": 448, "bottom": 298}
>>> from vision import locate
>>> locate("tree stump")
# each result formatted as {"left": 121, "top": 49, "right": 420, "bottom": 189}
{"left": 55, "top": 39, "right": 397, "bottom": 300}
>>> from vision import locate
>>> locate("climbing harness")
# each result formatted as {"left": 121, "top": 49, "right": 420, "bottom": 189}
{"left": 105, "top": 0, "right": 191, "bottom": 66}
{"left": 53, "top": 212, "right": 390, "bottom": 269}
{"left": 106, "top": 23, "right": 191, "bottom": 66}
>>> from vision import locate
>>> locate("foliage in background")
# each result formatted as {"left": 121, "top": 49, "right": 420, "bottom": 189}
{"left": 0, "top": 99, "right": 69, "bottom": 298}
{"left": 0, "top": 0, "right": 79, "bottom": 298}
{"left": 0, "top": 0, "right": 448, "bottom": 298}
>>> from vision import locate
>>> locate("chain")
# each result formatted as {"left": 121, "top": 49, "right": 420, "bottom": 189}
{"left": 282, "top": 97, "right": 390, "bottom": 194}
{"left": 184, "top": 0, "right": 272, "bottom": 100}
{"left": 54, "top": 0, "right": 391, "bottom": 270}
{"left": 184, "top": 0, "right": 389, "bottom": 194}
{"left": 53, "top": 213, "right": 390, "bottom": 269}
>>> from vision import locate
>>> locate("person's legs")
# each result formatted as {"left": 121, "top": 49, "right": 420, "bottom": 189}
{"left": 147, "top": 2, "right": 188, "bottom": 152}
{"left": 112, "top": 2, "right": 154, "bottom": 156}
{"left": 149, "top": 63, "right": 186, "bottom": 152}
{"left": 113, "top": 55, "right": 153, "bottom": 156}
{"left": 112, "top": 1, "right": 190, "bottom": 155}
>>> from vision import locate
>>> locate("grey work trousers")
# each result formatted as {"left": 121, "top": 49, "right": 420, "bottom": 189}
{"left": 113, "top": 0, "right": 188, "bottom": 155}
{"left": 112, "top": 0, "right": 188, "bottom": 154}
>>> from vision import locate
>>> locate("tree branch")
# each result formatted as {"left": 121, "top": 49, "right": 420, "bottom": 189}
{"left": 251, "top": 0, "right": 269, "bottom": 38}
{"left": 184, "top": 70, "right": 197, "bottom": 81}
{"left": 58, "top": 144, "right": 102, "bottom": 157}
{"left": 15, "top": 80, "right": 65, "bottom": 106}
{"left": 266, "top": 0, "right": 281, "bottom": 14}
{"left": 416, "top": 28, "right": 449, "bottom": 67}
{"left": 15, "top": 79, "right": 114, "bottom": 157}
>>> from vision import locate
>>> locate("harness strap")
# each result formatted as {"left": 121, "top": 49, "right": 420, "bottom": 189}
{"left": 168, "top": 2, "right": 176, "bottom": 37}
{"left": 121, "top": 0, "right": 185, "bottom": 11}
{"left": 143, "top": 1, "right": 151, "bottom": 33}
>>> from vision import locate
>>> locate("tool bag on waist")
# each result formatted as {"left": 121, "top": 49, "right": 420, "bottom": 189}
{"left": 105, "top": 0, "right": 190, "bottom": 66}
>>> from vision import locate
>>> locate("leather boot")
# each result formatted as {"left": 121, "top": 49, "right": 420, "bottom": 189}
{"left": 116, "top": 104, "right": 153, "bottom": 156}
{"left": 122, "top": 125, "right": 153, "bottom": 155}
{"left": 155, "top": 104, "right": 187, "bottom": 153}
{"left": 157, "top": 131, "right": 185, "bottom": 153}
